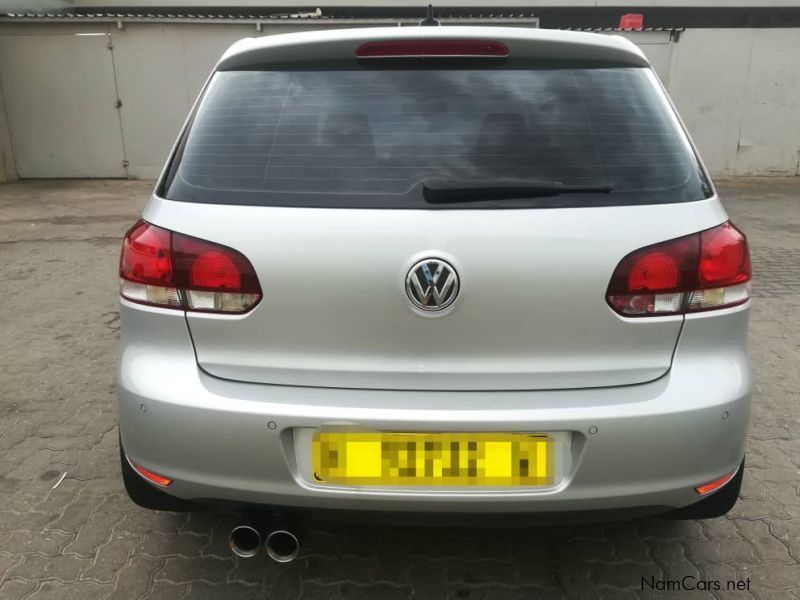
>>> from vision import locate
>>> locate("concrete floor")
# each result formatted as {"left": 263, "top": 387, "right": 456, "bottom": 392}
{"left": 0, "top": 178, "right": 799, "bottom": 599}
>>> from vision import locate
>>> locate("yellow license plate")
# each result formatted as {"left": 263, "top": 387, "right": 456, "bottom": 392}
{"left": 312, "top": 432, "right": 554, "bottom": 486}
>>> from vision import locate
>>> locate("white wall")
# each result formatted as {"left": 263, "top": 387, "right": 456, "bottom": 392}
{"left": 114, "top": 22, "right": 412, "bottom": 179}
{"left": 668, "top": 28, "right": 800, "bottom": 176}
{"left": 112, "top": 24, "right": 276, "bottom": 179}
{"left": 0, "top": 65, "right": 14, "bottom": 181}
{"left": 0, "top": 22, "right": 798, "bottom": 179}
{"left": 0, "top": 30, "right": 127, "bottom": 177}
{"left": 0, "top": 21, "right": 342, "bottom": 179}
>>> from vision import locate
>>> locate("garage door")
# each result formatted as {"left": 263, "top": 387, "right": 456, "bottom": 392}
{"left": 0, "top": 33, "right": 126, "bottom": 178}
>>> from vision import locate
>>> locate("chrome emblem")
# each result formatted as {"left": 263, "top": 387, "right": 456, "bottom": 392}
{"left": 405, "top": 258, "right": 460, "bottom": 312}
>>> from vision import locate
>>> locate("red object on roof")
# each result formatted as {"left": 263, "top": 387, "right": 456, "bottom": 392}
{"left": 619, "top": 13, "right": 644, "bottom": 30}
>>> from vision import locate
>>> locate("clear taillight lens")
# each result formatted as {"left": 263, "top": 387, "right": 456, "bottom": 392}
{"left": 119, "top": 220, "right": 262, "bottom": 314}
{"left": 606, "top": 221, "right": 751, "bottom": 317}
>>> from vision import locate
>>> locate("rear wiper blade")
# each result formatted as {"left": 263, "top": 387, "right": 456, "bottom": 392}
{"left": 422, "top": 178, "right": 613, "bottom": 204}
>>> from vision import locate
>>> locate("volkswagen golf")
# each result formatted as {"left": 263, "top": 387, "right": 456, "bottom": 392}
{"left": 117, "top": 25, "right": 751, "bottom": 555}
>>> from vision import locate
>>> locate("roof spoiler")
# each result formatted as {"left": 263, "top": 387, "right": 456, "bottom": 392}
{"left": 217, "top": 26, "right": 650, "bottom": 71}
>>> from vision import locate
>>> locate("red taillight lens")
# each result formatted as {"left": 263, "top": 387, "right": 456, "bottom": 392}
{"left": 120, "top": 221, "right": 173, "bottom": 285}
{"left": 189, "top": 251, "right": 241, "bottom": 289}
{"left": 119, "top": 220, "right": 262, "bottom": 314}
{"left": 628, "top": 251, "right": 680, "bottom": 291}
{"left": 698, "top": 222, "right": 750, "bottom": 287}
{"left": 131, "top": 461, "right": 172, "bottom": 487}
{"left": 695, "top": 468, "right": 738, "bottom": 495}
{"left": 355, "top": 40, "right": 509, "bottom": 58}
{"left": 607, "top": 221, "right": 751, "bottom": 317}
{"left": 622, "top": 236, "right": 699, "bottom": 294}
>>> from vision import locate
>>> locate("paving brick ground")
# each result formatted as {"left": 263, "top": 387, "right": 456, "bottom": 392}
{"left": 1, "top": 178, "right": 799, "bottom": 599}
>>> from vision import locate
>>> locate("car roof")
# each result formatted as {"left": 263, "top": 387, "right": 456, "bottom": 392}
{"left": 217, "top": 26, "right": 650, "bottom": 71}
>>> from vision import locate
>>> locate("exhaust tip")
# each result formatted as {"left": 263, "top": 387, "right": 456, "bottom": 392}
{"left": 265, "top": 529, "right": 300, "bottom": 563}
{"left": 229, "top": 525, "right": 262, "bottom": 558}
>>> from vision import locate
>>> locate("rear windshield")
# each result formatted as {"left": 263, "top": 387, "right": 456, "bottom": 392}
{"left": 164, "top": 67, "right": 712, "bottom": 208}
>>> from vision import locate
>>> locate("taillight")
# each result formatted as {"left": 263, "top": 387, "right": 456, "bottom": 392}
{"left": 606, "top": 221, "right": 751, "bottom": 317}
{"left": 355, "top": 40, "right": 509, "bottom": 58}
{"left": 695, "top": 468, "right": 738, "bottom": 495}
{"left": 119, "top": 220, "right": 261, "bottom": 314}
{"left": 130, "top": 461, "right": 172, "bottom": 487}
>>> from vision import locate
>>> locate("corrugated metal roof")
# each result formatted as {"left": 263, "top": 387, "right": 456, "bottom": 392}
{"left": 5, "top": 5, "right": 795, "bottom": 28}
{"left": 0, "top": 8, "right": 540, "bottom": 23}
{"left": 0, "top": 11, "right": 680, "bottom": 33}
{"left": 559, "top": 26, "right": 685, "bottom": 32}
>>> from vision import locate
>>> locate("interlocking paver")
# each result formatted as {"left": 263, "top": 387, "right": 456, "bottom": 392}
{"left": 103, "top": 555, "right": 161, "bottom": 600}
{"left": 3, "top": 531, "right": 72, "bottom": 557}
{"left": 116, "top": 512, "right": 184, "bottom": 537}
{"left": 25, "top": 580, "right": 114, "bottom": 600}
{"left": 301, "top": 531, "right": 341, "bottom": 558}
{"left": 0, "top": 491, "right": 36, "bottom": 514}
{"left": 227, "top": 555, "right": 266, "bottom": 586}
{"left": 65, "top": 511, "right": 123, "bottom": 557}
{"left": 82, "top": 532, "right": 139, "bottom": 583}
{"left": 311, "top": 581, "right": 411, "bottom": 600}
{"left": 183, "top": 581, "right": 265, "bottom": 600}
{"left": 0, "top": 578, "right": 37, "bottom": 600}
{"left": 445, "top": 559, "right": 518, "bottom": 587}
{"left": 132, "top": 532, "right": 203, "bottom": 560}
{"left": 7, "top": 553, "right": 91, "bottom": 582}
{"left": 735, "top": 519, "right": 795, "bottom": 565}
{"left": 46, "top": 497, "right": 99, "bottom": 535}
{"left": 747, "top": 563, "right": 800, "bottom": 591}
{"left": 158, "top": 555, "right": 232, "bottom": 585}
{"left": 261, "top": 560, "right": 304, "bottom": 599}
{"left": 0, "top": 552, "right": 20, "bottom": 580}
{"left": 300, "top": 554, "right": 380, "bottom": 584}
{"left": 0, "top": 178, "right": 799, "bottom": 598}
{"left": 200, "top": 513, "right": 243, "bottom": 559}
{"left": 143, "top": 580, "right": 190, "bottom": 600}
{"left": 32, "top": 484, "right": 82, "bottom": 520}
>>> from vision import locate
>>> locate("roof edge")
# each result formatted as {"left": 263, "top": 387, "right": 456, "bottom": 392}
{"left": 216, "top": 26, "right": 650, "bottom": 71}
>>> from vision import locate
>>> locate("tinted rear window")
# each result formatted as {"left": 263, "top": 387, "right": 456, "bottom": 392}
{"left": 164, "top": 67, "right": 711, "bottom": 208}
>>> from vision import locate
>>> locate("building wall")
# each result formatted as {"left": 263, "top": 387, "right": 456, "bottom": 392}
{"left": 669, "top": 28, "right": 800, "bottom": 176}
{"left": 0, "top": 22, "right": 338, "bottom": 179}
{"left": 0, "top": 65, "right": 14, "bottom": 182}
{"left": 0, "top": 22, "right": 798, "bottom": 180}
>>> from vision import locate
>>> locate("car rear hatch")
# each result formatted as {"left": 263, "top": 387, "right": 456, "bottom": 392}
{"left": 153, "top": 28, "right": 722, "bottom": 391}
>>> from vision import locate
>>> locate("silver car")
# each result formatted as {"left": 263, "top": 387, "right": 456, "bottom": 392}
{"left": 117, "top": 25, "right": 751, "bottom": 554}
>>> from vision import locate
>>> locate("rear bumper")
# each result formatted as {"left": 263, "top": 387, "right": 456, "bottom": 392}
{"left": 117, "top": 300, "right": 751, "bottom": 514}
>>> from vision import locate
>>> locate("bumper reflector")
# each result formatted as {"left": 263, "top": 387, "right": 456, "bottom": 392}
{"left": 695, "top": 468, "right": 738, "bottom": 495}
{"left": 131, "top": 462, "right": 172, "bottom": 487}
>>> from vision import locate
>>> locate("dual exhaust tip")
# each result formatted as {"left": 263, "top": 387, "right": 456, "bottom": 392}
{"left": 229, "top": 525, "right": 300, "bottom": 563}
